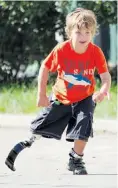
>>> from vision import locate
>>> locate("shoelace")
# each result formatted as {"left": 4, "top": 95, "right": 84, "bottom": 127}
{"left": 73, "top": 158, "right": 85, "bottom": 169}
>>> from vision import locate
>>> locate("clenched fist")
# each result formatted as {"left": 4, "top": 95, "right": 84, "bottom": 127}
{"left": 37, "top": 94, "right": 50, "bottom": 107}
{"left": 92, "top": 91, "right": 110, "bottom": 103}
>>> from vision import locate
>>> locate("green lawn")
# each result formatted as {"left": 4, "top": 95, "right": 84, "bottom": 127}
{"left": 0, "top": 84, "right": 117, "bottom": 119}
{"left": 94, "top": 85, "right": 117, "bottom": 119}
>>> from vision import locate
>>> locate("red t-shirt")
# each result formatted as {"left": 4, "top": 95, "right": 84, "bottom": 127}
{"left": 43, "top": 40, "right": 108, "bottom": 104}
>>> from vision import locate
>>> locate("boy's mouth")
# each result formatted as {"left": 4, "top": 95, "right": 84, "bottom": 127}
{"left": 79, "top": 41, "right": 87, "bottom": 44}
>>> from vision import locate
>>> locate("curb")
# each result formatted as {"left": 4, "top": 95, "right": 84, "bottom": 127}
{"left": 0, "top": 114, "right": 117, "bottom": 133}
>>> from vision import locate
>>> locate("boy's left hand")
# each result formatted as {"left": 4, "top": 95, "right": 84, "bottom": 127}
{"left": 92, "top": 91, "right": 110, "bottom": 103}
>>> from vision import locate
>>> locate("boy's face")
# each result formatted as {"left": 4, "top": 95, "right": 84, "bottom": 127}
{"left": 70, "top": 26, "right": 93, "bottom": 49}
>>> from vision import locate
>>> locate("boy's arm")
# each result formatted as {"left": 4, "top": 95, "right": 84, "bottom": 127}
{"left": 38, "top": 64, "right": 49, "bottom": 95}
{"left": 37, "top": 64, "right": 50, "bottom": 107}
{"left": 36, "top": 45, "right": 58, "bottom": 107}
{"left": 99, "top": 72, "right": 111, "bottom": 96}
{"left": 93, "top": 46, "right": 111, "bottom": 103}
{"left": 93, "top": 72, "right": 111, "bottom": 103}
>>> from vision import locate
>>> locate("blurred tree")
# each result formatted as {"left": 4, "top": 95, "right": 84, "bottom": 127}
{"left": 0, "top": 1, "right": 117, "bottom": 84}
{"left": 0, "top": 1, "right": 60, "bottom": 83}
{"left": 68, "top": 1, "right": 117, "bottom": 24}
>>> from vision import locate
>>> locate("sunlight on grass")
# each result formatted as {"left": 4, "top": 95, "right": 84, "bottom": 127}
{"left": 0, "top": 85, "right": 38, "bottom": 114}
{"left": 94, "top": 92, "right": 117, "bottom": 119}
{"left": 0, "top": 84, "right": 117, "bottom": 119}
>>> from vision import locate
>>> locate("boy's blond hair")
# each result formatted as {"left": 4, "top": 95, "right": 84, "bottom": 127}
{"left": 65, "top": 8, "right": 97, "bottom": 38}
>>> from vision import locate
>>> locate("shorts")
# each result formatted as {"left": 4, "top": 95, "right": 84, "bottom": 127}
{"left": 30, "top": 95, "right": 96, "bottom": 142}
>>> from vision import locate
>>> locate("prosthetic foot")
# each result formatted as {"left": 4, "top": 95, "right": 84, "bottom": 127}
{"left": 5, "top": 133, "right": 40, "bottom": 171}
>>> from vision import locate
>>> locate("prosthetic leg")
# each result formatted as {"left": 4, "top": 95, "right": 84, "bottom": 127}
{"left": 5, "top": 132, "right": 41, "bottom": 171}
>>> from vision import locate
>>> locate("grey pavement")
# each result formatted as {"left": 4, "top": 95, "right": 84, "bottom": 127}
{"left": 0, "top": 114, "right": 118, "bottom": 188}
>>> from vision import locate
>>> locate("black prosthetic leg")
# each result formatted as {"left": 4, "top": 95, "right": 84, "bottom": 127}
{"left": 5, "top": 135, "right": 36, "bottom": 171}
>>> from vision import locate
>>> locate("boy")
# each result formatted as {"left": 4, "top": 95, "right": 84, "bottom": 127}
{"left": 5, "top": 8, "right": 111, "bottom": 175}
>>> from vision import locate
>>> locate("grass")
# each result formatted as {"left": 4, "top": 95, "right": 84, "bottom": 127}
{"left": 0, "top": 84, "right": 117, "bottom": 119}
{"left": 94, "top": 84, "right": 117, "bottom": 119}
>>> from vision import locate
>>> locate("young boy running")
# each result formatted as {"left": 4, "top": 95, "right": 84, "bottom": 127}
{"left": 5, "top": 8, "right": 111, "bottom": 175}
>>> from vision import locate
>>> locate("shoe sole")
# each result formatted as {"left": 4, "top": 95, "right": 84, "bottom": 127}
{"left": 68, "top": 166, "right": 88, "bottom": 175}
{"left": 73, "top": 170, "right": 88, "bottom": 175}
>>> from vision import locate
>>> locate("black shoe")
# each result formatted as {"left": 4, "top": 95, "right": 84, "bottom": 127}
{"left": 68, "top": 148, "right": 88, "bottom": 175}
{"left": 68, "top": 157, "right": 88, "bottom": 175}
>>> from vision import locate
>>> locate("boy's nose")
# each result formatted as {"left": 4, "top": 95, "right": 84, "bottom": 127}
{"left": 80, "top": 34, "right": 85, "bottom": 40}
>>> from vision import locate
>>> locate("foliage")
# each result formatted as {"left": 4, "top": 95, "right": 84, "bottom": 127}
{"left": 74, "top": 1, "right": 117, "bottom": 25}
{"left": 0, "top": 1, "right": 117, "bottom": 84}
{"left": 0, "top": 1, "right": 60, "bottom": 83}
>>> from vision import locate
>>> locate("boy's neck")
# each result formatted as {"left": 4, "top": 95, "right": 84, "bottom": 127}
{"left": 70, "top": 40, "right": 90, "bottom": 54}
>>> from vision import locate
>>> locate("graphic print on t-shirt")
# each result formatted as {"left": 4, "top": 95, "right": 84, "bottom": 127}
{"left": 63, "top": 72, "right": 91, "bottom": 88}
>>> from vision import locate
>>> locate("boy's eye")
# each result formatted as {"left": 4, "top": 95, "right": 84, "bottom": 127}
{"left": 86, "top": 31, "right": 90, "bottom": 34}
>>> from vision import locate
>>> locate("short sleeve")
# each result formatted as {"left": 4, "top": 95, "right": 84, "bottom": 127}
{"left": 94, "top": 46, "right": 108, "bottom": 74}
{"left": 42, "top": 46, "right": 58, "bottom": 73}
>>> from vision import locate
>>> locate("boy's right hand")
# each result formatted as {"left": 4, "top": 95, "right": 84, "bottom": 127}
{"left": 37, "top": 94, "right": 50, "bottom": 107}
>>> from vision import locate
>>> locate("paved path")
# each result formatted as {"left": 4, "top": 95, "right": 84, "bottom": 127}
{"left": 0, "top": 128, "right": 117, "bottom": 188}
